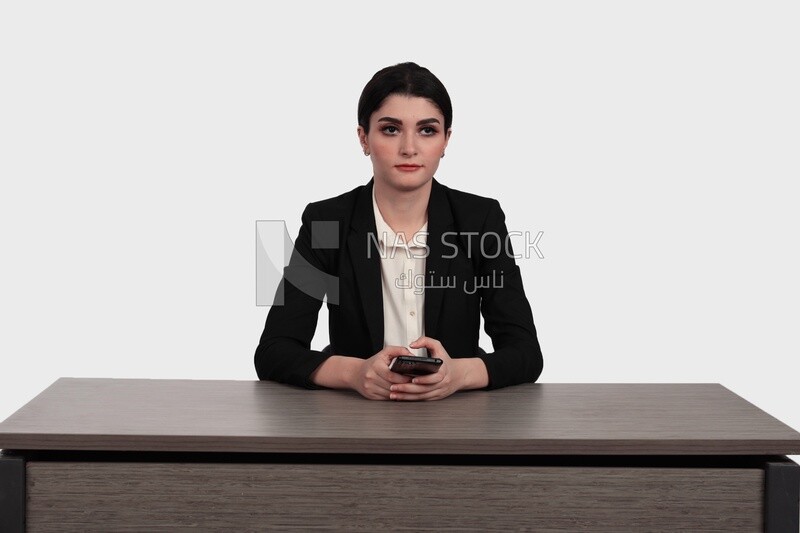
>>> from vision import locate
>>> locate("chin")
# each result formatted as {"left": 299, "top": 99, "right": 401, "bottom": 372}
{"left": 386, "top": 173, "right": 434, "bottom": 192}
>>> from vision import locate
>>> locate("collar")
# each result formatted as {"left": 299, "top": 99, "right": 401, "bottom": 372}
{"left": 371, "top": 185, "right": 428, "bottom": 249}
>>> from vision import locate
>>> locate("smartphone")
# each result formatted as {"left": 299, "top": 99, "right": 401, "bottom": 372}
{"left": 389, "top": 356, "right": 443, "bottom": 376}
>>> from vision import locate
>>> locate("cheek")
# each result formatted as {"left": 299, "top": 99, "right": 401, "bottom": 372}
{"left": 369, "top": 138, "right": 395, "bottom": 159}
{"left": 424, "top": 138, "right": 447, "bottom": 157}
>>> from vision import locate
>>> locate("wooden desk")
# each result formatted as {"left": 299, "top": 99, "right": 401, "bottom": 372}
{"left": 1, "top": 378, "right": 799, "bottom": 531}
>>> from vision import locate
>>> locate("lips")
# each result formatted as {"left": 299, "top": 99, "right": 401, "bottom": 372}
{"left": 395, "top": 164, "right": 422, "bottom": 172}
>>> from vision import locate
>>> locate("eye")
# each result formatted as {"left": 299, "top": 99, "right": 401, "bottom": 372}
{"left": 420, "top": 126, "right": 438, "bottom": 136}
{"left": 381, "top": 125, "right": 400, "bottom": 135}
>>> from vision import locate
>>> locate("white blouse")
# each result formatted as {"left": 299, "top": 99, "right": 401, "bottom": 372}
{"left": 372, "top": 188, "right": 428, "bottom": 357}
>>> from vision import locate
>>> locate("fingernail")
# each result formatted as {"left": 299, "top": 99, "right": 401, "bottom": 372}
{"left": 411, "top": 379, "right": 417, "bottom": 384}
{"left": 390, "top": 394, "right": 396, "bottom": 400}
{"left": 390, "top": 385, "right": 396, "bottom": 392}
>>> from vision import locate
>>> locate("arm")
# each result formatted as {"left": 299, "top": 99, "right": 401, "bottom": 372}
{"left": 254, "top": 203, "right": 415, "bottom": 396}
{"left": 382, "top": 199, "right": 541, "bottom": 400}
{"left": 384, "top": 337, "right": 488, "bottom": 401}
{"left": 311, "top": 348, "right": 415, "bottom": 399}
{"left": 475, "top": 199, "right": 544, "bottom": 389}
{"left": 309, "top": 355, "right": 361, "bottom": 389}
{"left": 254, "top": 204, "right": 332, "bottom": 388}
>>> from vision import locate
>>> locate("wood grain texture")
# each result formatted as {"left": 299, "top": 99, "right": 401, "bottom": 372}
{"left": 26, "top": 461, "right": 764, "bottom": 532}
{"left": 1, "top": 378, "right": 799, "bottom": 454}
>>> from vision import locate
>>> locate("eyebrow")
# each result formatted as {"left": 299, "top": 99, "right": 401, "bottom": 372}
{"left": 377, "top": 117, "right": 441, "bottom": 126}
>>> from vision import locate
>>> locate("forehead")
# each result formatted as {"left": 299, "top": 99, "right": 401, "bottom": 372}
{"left": 370, "top": 94, "right": 444, "bottom": 123}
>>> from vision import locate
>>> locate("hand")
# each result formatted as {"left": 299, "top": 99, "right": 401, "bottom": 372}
{"left": 351, "top": 346, "right": 414, "bottom": 400}
{"left": 387, "top": 336, "right": 468, "bottom": 401}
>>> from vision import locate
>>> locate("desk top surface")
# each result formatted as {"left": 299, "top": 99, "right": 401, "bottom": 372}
{"left": 1, "top": 378, "right": 798, "bottom": 455}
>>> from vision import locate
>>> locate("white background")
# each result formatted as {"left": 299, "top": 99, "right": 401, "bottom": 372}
{"left": 1, "top": 1, "right": 798, "bottom": 462}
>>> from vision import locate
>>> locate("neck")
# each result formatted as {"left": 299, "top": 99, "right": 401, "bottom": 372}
{"left": 373, "top": 179, "right": 432, "bottom": 236}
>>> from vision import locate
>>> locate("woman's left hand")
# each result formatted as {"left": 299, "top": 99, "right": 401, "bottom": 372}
{"left": 388, "top": 336, "right": 470, "bottom": 401}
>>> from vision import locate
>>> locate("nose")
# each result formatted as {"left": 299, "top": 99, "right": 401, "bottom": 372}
{"left": 399, "top": 132, "right": 417, "bottom": 157}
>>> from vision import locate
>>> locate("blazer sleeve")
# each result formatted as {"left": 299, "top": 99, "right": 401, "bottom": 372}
{"left": 475, "top": 199, "right": 544, "bottom": 389}
{"left": 254, "top": 203, "right": 332, "bottom": 388}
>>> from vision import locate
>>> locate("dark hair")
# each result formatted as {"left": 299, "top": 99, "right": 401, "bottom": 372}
{"left": 357, "top": 62, "right": 452, "bottom": 134}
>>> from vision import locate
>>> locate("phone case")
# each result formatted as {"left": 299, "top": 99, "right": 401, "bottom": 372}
{"left": 389, "top": 356, "right": 443, "bottom": 376}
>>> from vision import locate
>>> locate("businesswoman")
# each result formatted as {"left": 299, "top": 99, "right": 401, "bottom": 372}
{"left": 255, "top": 62, "right": 543, "bottom": 400}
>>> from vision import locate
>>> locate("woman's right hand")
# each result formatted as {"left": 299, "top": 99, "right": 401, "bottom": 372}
{"left": 351, "top": 346, "right": 414, "bottom": 400}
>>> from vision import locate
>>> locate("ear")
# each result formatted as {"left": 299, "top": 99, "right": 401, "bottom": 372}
{"left": 357, "top": 125, "right": 369, "bottom": 152}
{"left": 443, "top": 128, "right": 452, "bottom": 150}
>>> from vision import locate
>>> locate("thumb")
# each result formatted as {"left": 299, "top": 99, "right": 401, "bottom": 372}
{"left": 382, "top": 345, "right": 413, "bottom": 361}
{"left": 409, "top": 336, "right": 428, "bottom": 348}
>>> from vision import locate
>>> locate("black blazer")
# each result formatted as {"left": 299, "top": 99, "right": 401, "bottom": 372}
{"left": 254, "top": 178, "right": 543, "bottom": 390}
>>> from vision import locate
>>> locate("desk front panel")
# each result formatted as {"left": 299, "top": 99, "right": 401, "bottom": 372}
{"left": 25, "top": 460, "right": 763, "bottom": 532}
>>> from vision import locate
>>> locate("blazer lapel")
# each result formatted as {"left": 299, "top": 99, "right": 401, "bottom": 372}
{"left": 348, "top": 179, "right": 384, "bottom": 352}
{"left": 424, "top": 178, "right": 455, "bottom": 338}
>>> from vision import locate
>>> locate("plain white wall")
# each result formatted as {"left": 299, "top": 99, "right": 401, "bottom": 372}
{"left": 1, "top": 1, "right": 798, "bottom": 462}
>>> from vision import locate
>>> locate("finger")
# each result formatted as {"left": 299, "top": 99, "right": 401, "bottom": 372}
{"left": 363, "top": 369, "right": 395, "bottom": 393}
{"left": 408, "top": 370, "right": 445, "bottom": 386}
{"left": 383, "top": 372, "right": 414, "bottom": 385}
{"left": 390, "top": 387, "right": 448, "bottom": 401}
{"left": 409, "top": 336, "right": 435, "bottom": 349}
{"left": 381, "top": 347, "right": 418, "bottom": 380}
{"left": 379, "top": 346, "right": 414, "bottom": 365}
{"left": 380, "top": 362, "right": 414, "bottom": 383}
{"left": 363, "top": 389, "right": 389, "bottom": 401}
{"left": 390, "top": 381, "right": 441, "bottom": 395}
{"left": 365, "top": 380, "right": 391, "bottom": 396}
{"left": 382, "top": 345, "right": 414, "bottom": 357}
{"left": 378, "top": 355, "right": 414, "bottom": 384}
{"left": 409, "top": 336, "right": 444, "bottom": 355}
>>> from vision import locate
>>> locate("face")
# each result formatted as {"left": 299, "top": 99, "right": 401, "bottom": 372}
{"left": 358, "top": 94, "right": 451, "bottom": 193}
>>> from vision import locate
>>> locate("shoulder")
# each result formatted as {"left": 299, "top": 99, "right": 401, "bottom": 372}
{"left": 440, "top": 182, "right": 500, "bottom": 209}
{"left": 301, "top": 182, "right": 368, "bottom": 222}
{"left": 435, "top": 180, "right": 504, "bottom": 229}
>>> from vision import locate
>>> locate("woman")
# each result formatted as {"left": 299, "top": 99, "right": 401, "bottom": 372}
{"left": 255, "top": 62, "right": 543, "bottom": 400}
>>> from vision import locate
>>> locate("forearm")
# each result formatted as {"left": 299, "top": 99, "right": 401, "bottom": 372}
{"left": 478, "top": 340, "right": 543, "bottom": 389}
{"left": 455, "top": 357, "right": 489, "bottom": 390}
{"left": 310, "top": 355, "right": 362, "bottom": 389}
